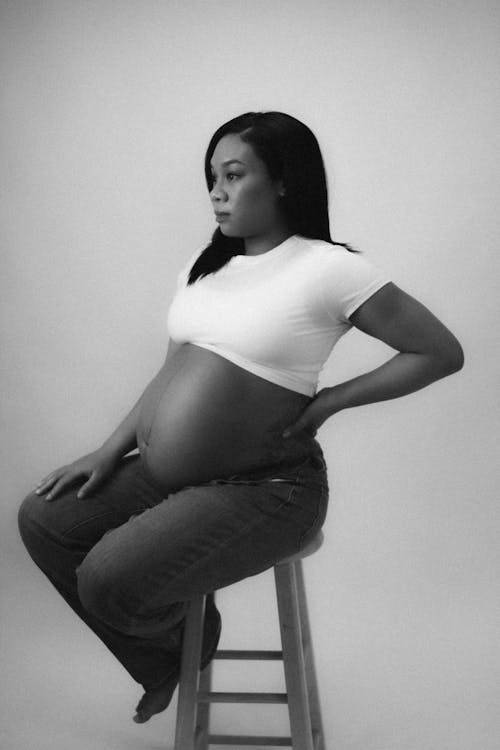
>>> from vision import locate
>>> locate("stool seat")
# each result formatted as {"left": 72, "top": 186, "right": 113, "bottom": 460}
{"left": 277, "top": 530, "right": 324, "bottom": 565}
{"left": 174, "top": 531, "right": 325, "bottom": 750}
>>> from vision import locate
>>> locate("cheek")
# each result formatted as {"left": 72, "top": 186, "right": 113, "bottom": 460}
{"left": 238, "top": 184, "right": 274, "bottom": 215}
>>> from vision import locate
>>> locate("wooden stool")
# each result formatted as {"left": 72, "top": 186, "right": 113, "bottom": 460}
{"left": 174, "top": 531, "right": 325, "bottom": 750}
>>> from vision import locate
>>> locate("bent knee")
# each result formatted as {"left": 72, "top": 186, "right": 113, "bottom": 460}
{"left": 18, "top": 490, "right": 44, "bottom": 539}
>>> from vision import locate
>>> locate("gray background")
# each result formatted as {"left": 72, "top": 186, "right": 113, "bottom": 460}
{"left": 2, "top": 1, "right": 499, "bottom": 749}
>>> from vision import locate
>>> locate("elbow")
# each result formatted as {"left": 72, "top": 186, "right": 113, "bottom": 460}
{"left": 438, "top": 340, "right": 465, "bottom": 376}
{"left": 451, "top": 342, "right": 465, "bottom": 373}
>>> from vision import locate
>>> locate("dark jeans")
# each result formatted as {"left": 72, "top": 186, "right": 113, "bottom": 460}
{"left": 17, "top": 442, "right": 329, "bottom": 691}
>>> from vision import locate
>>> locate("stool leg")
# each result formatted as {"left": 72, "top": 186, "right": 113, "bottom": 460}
{"left": 174, "top": 594, "right": 206, "bottom": 750}
{"left": 195, "top": 660, "right": 213, "bottom": 750}
{"left": 274, "top": 562, "right": 314, "bottom": 750}
{"left": 194, "top": 593, "right": 215, "bottom": 750}
{"left": 295, "top": 559, "right": 325, "bottom": 750}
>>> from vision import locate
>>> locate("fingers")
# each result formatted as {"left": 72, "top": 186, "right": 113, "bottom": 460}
{"left": 35, "top": 469, "right": 65, "bottom": 496}
{"left": 283, "top": 423, "right": 318, "bottom": 439}
{"left": 34, "top": 459, "right": 109, "bottom": 502}
{"left": 44, "top": 472, "right": 80, "bottom": 501}
{"left": 77, "top": 471, "right": 101, "bottom": 500}
{"left": 35, "top": 469, "right": 82, "bottom": 502}
{"left": 283, "top": 425, "right": 301, "bottom": 438}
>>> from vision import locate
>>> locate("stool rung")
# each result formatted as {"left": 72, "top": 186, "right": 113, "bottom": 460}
{"left": 198, "top": 691, "right": 287, "bottom": 704}
{"left": 208, "top": 734, "right": 292, "bottom": 746}
{"left": 215, "top": 649, "right": 283, "bottom": 660}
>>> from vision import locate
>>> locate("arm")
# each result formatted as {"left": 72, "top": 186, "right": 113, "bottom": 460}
{"left": 283, "top": 283, "right": 464, "bottom": 437}
{"left": 36, "top": 338, "right": 184, "bottom": 499}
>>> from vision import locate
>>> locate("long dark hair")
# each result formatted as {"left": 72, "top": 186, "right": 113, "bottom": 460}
{"left": 188, "top": 111, "right": 356, "bottom": 285}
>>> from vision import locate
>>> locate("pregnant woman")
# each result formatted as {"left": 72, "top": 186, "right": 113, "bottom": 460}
{"left": 18, "top": 111, "right": 464, "bottom": 724}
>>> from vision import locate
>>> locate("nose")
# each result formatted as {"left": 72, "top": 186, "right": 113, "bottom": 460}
{"left": 210, "top": 178, "right": 226, "bottom": 204}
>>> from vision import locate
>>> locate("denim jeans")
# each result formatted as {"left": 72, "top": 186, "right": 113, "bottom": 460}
{"left": 17, "top": 440, "right": 329, "bottom": 691}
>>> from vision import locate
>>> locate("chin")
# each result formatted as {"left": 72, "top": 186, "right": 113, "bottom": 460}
{"left": 219, "top": 225, "right": 241, "bottom": 238}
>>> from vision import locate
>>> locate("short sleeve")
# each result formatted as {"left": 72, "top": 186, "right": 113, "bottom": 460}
{"left": 319, "top": 249, "right": 391, "bottom": 324}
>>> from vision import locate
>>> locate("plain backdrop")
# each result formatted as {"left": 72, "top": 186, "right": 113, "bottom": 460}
{"left": 2, "top": 2, "right": 499, "bottom": 749}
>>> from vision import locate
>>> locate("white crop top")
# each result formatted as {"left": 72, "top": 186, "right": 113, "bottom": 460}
{"left": 167, "top": 234, "right": 391, "bottom": 397}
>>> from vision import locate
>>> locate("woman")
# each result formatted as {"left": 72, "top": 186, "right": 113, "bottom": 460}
{"left": 18, "top": 111, "right": 464, "bottom": 724}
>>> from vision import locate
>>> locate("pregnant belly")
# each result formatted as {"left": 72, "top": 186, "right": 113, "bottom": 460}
{"left": 136, "top": 344, "right": 317, "bottom": 493}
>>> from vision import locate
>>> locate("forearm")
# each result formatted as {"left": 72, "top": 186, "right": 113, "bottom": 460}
{"left": 319, "top": 351, "right": 460, "bottom": 418}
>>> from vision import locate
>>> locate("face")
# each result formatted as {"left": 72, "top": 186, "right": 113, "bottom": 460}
{"left": 209, "top": 134, "right": 286, "bottom": 240}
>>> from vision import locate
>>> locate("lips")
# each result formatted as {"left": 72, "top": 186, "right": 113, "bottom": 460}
{"left": 215, "top": 212, "right": 230, "bottom": 222}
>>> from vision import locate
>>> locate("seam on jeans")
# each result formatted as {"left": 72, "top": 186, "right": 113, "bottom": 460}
{"left": 297, "top": 483, "right": 329, "bottom": 548}
{"left": 63, "top": 507, "right": 147, "bottom": 537}
{"left": 208, "top": 476, "right": 295, "bottom": 487}
{"left": 125, "top": 477, "right": 303, "bottom": 623}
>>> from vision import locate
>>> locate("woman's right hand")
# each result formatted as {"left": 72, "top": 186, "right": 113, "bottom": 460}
{"left": 34, "top": 449, "right": 119, "bottom": 501}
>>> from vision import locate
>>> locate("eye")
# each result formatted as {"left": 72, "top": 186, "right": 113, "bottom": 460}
{"left": 210, "top": 172, "right": 240, "bottom": 188}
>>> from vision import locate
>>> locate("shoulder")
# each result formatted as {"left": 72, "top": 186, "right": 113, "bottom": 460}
{"left": 294, "top": 235, "right": 382, "bottom": 276}
{"left": 293, "top": 237, "right": 392, "bottom": 323}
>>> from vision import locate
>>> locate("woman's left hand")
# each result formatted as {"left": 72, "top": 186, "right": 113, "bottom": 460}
{"left": 282, "top": 389, "right": 333, "bottom": 439}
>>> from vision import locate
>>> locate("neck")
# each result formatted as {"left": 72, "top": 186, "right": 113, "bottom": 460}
{"left": 243, "top": 227, "right": 292, "bottom": 256}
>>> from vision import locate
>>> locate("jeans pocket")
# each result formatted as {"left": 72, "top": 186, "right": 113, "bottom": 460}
{"left": 245, "top": 477, "right": 300, "bottom": 518}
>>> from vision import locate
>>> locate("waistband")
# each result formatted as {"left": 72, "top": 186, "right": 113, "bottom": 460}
{"left": 225, "top": 450, "right": 327, "bottom": 484}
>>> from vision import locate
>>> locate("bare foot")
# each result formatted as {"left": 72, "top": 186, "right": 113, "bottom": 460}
{"left": 133, "top": 673, "right": 179, "bottom": 723}
{"left": 133, "top": 595, "right": 222, "bottom": 723}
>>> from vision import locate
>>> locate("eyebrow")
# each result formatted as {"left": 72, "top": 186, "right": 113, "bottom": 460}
{"left": 210, "top": 159, "right": 245, "bottom": 170}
